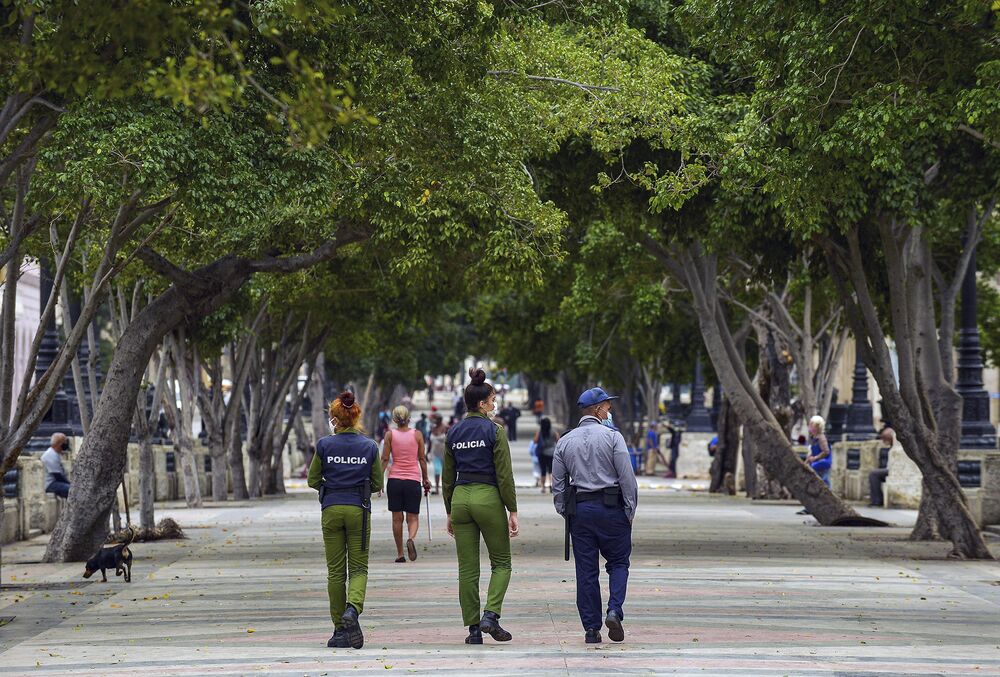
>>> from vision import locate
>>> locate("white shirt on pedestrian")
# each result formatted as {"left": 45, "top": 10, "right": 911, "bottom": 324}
{"left": 40, "top": 446, "right": 66, "bottom": 490}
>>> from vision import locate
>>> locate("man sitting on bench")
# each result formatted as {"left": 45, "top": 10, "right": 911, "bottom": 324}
{"left": 868, "top": 427, "right": 895, "bottom": 507}
{"left": 41, "top": 432, "right": 71, "bottom": 498}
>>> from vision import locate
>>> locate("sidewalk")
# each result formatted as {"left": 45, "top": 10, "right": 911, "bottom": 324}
{"left": 2, "top": 479, "right": 998, "bottom": 675}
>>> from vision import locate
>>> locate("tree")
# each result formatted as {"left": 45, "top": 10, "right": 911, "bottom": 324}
{"left": 672, "top": 0, "right": 1000, "bottom": 557}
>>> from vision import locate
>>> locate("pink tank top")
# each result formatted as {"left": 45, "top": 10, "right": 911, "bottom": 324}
{"left": 388, "top": 428, "right": 421, "bottom": 482}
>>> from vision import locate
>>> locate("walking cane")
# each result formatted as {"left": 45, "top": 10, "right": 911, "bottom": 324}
{"left": 424, "top": 486, "right": 433, "bottom": 541}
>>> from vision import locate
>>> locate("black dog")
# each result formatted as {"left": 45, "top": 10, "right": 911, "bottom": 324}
{"left": 83, "top": 527, "right": 134, "bottom": 582}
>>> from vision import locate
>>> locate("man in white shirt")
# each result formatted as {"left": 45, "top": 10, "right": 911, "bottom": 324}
{"left": 40, "top": 432, "right": 71, "bottom": 498}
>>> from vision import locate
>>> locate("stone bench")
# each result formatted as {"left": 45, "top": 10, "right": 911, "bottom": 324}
{"left": 956, "top": 451, "right": 1000, "bottom": 528}
{"left": 885, "top": 447, "right": 1000, "bottom": 527}
{"left": 674, "top": 431, "right": 715, "bottom": 479}
{"left": 831, "top": 440, "right": 883, "bottom": 501}
{"left": 1, "top": 455, "right": 64, "bottom": 544}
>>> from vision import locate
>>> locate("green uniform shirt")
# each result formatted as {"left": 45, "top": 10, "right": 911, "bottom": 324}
{"left": 442, "top": 413, "right": 517, "bottom": 514}
{"left": 308, "top": 427, "right": 385, "bottom": 492}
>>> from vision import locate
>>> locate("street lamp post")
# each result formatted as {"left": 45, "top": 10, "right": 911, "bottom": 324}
{"left": 845, "top": 346, "right": 874, "bottom": 441}
{"left": 687, "top": 355, "right": 714, "bottom": 432}
{"left": 956, "top": 248, "right": 996, "bottom": 450}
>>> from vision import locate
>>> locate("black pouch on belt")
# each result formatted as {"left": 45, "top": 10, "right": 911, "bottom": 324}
{"left": 602, "top": 486, "right": 621, "bottom": 508}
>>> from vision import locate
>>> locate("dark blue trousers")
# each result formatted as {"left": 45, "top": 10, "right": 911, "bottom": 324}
{"left": 570, "top": 501, "right": 632, "bottom": 630}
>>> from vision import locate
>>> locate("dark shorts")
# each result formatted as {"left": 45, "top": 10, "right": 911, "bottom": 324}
{"left": 539, "top": 453, "right": 554, "bottom": 476}
{"left": 387, "top": 478, "right": 422, "bottom": 514}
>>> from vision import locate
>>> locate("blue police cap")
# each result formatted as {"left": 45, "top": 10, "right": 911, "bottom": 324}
{"left": 577, "top": 387, "right": 619, "bottom": 408}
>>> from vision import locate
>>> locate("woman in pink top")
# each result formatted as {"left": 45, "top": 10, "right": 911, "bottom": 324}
{"left": 381, "top": 405, "right": 431, "bottom": 562}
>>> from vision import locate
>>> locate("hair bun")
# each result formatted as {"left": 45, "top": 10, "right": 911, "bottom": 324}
{"left": 468, "top": 367, "right": 486, "bottom": 386}
{"left": 339, "top": 390, "right": 355, "bottom": 408}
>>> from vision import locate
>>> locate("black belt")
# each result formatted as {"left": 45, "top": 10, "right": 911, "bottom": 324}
{"left": 457, "top": 472, "right": 496, "bottom": 485}
{"left": 575, "top": 486, "right": 621, "bottom": 507}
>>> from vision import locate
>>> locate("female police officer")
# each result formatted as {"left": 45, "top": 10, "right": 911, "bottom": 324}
{"left": 308, "top": 390, "right": 384, "bottom": 649}
{"left": 443, "top": 368, "right": 519, "bottom": 644}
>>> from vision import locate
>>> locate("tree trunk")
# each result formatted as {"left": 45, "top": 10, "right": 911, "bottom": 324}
{"left": 209, "top": 427, "right": 227, "bottom": 502}
{"left": 228, "top": 421, "right": 248, "bottom": 500}
{"left": 310, "top": 351, "right": 327, "bottom": 444}
{"left": 137, "top": 434, "right": 155, "bottom": 531}
{"left": 171, "top": 332, "right": 202, "bottom": 508}
{"left": 247, "top": 456, "right": 262, "bottom": 499}
{"left": 824, "top": 223, "right": 991, "bottom": 558}
{"left": 709, "top": 396, "right": 739, "bottom": 494}
{"left": 741, "top": 431, "right": 756, "bottom": 498}
{"left": 652, "top": 245, "right": 857, "bottom": 524}
{"left": 43, "top": 256, "right": 255, "bottom": 561}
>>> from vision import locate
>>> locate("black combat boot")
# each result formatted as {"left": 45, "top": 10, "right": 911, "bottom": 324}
{"left": 585, "top": 628, "right": 602, "bottom": 644}
{"left": 341, "top": 604, "right": 364, "bottom": 649}
{"left": 479, "top": 610, "right": 512, "bottom": 642}
{"left": 465, "top": 624, "right": 483, "bottom": 645}
{"left": 327, "top": 628, "right": 349, "bottom": 648}
{"left": 605, "top": 610, "right": 625, "bottom": 642}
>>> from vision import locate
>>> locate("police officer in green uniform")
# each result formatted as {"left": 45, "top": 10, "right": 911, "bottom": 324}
{"left": 308, "top": 390, "right": 384, "bottom": 649}
{"left": 443, "top": 367, "right": 519, "bottom": 644}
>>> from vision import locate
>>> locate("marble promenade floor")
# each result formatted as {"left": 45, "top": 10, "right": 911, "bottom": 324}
{"left": 2, "top": 464, "right": 998, "bottom": 675}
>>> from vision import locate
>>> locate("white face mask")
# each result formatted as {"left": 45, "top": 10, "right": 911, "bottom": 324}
{"left": 329, "top": 418, "right": 337, "bottom": 434}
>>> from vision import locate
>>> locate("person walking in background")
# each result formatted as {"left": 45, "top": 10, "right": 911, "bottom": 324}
{"left": 308, "top": 391, "right": 383, "bottom": 649}
{"left": 529, "top": 433, "right": 542, "bottom": 487}
{"left": 429, "top": 413, "right": 447, "bottom": 495}
{"left": 41, "top": 432, "right": 71, "bottom": 498}
{"left": 534, "top": 417, "right": 559, "bottom": 494}
{"left": 532, "top": 398, "right": 544, "bottom": 423}
{"left": 443, "top": 368, "right": 519, "bottom": 645}
{"left": 552, "top": 387, "right": 638, "bottom": 645}
{"left": 664, "top": 421, "right": 683, "bottom": 479}
{"left": 501, "top": 403, "right": 521, "bottom": 441}
{"left": 416, "top": 413, "right": 431, "bottom": 445}
{"left": 381, "top": 405, "right": 432, "bottom": 563}
{"left": 642, "top": 423, "right": 661, "bottom": 476}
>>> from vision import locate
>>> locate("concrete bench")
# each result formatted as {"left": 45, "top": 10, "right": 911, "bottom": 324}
{"left": 885, "top": 447, "right": 1000, "bottom": 527}
{"left": 831, "top": 440, "right": 881, "bottom": 500}
{"left": 956, "top": 450, "right": 1000, "bottom": 528}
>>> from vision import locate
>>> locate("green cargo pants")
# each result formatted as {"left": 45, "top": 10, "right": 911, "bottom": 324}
{"left": 451, "top": 483, "right": 512, "bottom": 626}
{"left": 322, "top": 504, "right": 370, "bottom": 628}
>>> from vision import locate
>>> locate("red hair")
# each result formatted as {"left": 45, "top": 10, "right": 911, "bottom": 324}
{"left": 329, "top": 391, "right": 362, "bottom": 431}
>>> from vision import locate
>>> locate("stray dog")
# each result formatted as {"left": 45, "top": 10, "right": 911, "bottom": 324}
{"left": 83, "top": 526, "right": 134, "bottom": 582}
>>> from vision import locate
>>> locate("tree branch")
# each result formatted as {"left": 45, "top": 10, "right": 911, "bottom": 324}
{"left": 486, "top": 70, "right": 620, "bottom": 94}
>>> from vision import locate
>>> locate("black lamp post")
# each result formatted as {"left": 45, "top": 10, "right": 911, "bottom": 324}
{"left": 26, "top": 261, "right": 72, "bottom": 452}
{"left": 956, "top": 247, "right": 996, "bottom": 449}
{"left": 845, "top": 345, "right": 874, "bottom": 440}
{"left": 687, "top": 355, "right": 714, "bottom": 432}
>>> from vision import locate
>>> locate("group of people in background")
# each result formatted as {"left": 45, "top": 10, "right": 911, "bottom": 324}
{"left": 310, "top": 370, "right": 637, "bottom": 650}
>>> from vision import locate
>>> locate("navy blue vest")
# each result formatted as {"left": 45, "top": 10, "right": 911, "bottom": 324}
{"left": 316, "top": 432, "right": 378, "bottom": 509}
{"left": 447, "top": 415, "right": 498, "bottom": 484}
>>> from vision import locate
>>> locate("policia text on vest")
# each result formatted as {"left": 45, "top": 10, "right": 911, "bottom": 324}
{"left": 443, "top": 409, "right": 520, "bottom": 644}
{"left": 308, "top": 425, "right": 384, "bottom": 649}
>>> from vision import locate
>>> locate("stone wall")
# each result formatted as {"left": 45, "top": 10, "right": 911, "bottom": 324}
{"left": 3, "top": 430, "right": 304, "bottom": 545}
{"left": 1, "top": 455, "right": 64, "bottom": 545}
{"left": 675, "top": 432, "right": 714, "bottom": 479}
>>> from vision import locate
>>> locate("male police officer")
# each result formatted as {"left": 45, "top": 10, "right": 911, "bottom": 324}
{"left": 552, "top": 387, "right": 638, "bottom": 644}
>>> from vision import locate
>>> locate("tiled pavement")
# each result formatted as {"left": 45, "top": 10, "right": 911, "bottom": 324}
{"left": 2, "top": 443, "right": 999, "bottom": 676}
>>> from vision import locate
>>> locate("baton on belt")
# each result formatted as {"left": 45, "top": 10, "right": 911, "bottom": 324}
{"left": 564, "top": 473, "right": 576, "bottom": 562}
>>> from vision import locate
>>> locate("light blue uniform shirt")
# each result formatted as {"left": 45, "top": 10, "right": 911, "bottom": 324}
{"left": 552, "top": 416, "right": 639, "bottom": 521}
